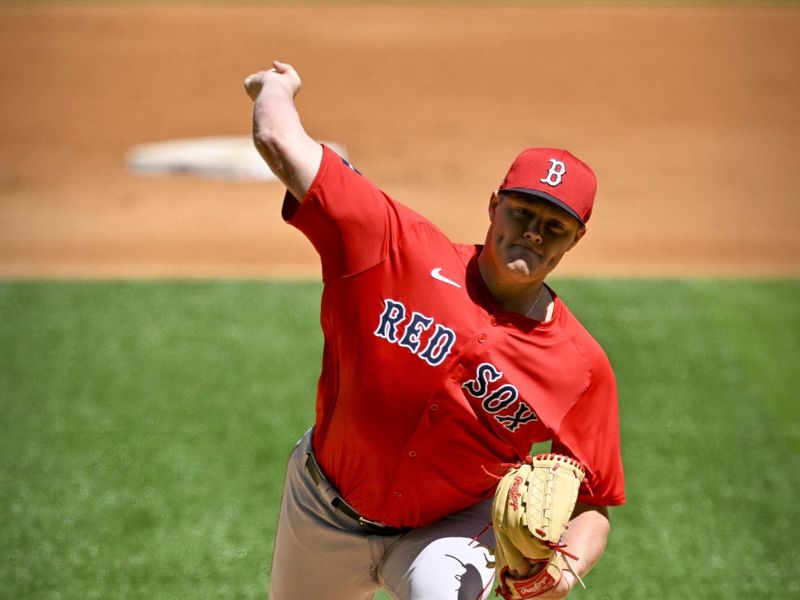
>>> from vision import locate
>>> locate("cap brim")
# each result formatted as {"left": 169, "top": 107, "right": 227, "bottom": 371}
{"left": 499, "top": 187, "right": 585, "bottom": 226}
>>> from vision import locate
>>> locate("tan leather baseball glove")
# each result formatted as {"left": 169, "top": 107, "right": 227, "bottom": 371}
{"left": 491, "top": 454, "right": 586, "bottom": 599}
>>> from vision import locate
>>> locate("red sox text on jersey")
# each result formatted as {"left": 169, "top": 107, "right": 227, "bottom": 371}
{"left": 374, "top": 298, "right": 539, "bottom": 432}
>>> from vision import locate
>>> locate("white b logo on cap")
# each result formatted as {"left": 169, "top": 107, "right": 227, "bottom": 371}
{"left": 540, "top": 159, "right": 567, "bottom": 187}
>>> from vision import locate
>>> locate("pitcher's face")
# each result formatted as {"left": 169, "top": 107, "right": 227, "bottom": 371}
{"left": 483, "top": 192, "right": 585, "bottom": 283}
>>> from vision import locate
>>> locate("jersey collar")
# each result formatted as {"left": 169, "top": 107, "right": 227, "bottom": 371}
{"left": 466, "top": 248, "right": 562, "bottom": 332}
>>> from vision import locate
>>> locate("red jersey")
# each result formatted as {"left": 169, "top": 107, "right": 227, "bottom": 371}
{"left": 282, "top": 145, "right": 626, "bottom": 528}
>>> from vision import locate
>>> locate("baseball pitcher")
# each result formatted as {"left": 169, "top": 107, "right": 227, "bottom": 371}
{"left": 245, "top": 61, "right": 625, "bottom": 600}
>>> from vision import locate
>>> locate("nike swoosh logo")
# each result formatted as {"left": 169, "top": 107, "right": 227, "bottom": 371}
{"left": 430, "top": 267, "right": 462, "bottom": 288}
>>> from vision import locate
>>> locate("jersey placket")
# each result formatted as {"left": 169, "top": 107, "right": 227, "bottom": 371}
{"left": 379, "top": 312, "right": 496, "bottom": 523}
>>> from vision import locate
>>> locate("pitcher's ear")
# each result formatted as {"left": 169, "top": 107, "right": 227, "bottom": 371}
{"left": 488, "top": 191, "right": 501, "bottom": 221}
{"left": 568, "top": 226, "right": 587, "bottom": 250}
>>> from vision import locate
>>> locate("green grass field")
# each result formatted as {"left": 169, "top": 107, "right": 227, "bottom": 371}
{"left": 1, "top": 279, "right": 798, "bottom": 599}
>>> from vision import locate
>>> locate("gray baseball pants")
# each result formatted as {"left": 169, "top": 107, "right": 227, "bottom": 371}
{"left": 268, "top": 428, "right": 497, "bottom": 599}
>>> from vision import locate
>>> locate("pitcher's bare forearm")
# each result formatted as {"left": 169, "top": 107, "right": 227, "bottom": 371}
{"left": 245, "top": 61, "right": 322, "bottom": 200}
{"left": 537, "top": 503, "right": 611, "bottom": 599}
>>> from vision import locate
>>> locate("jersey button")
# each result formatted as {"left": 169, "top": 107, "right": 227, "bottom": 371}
{"left": 478, "top": 333, "right": 487, "bottom": 343}
{"left": 430, "top": 403, "right": 439, "bottom": 411}
{"left": 393, "top": 490, "right": 403, "bottom": 498}
{"left": 408, "top": 450, "right": 417, "bottom": 458}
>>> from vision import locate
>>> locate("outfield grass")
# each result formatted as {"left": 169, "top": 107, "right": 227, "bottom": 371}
{"left": 1, "top": 279, "right": 798, "bottom": 599}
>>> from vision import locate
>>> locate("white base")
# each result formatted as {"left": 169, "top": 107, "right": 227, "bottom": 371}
{"left": 126, "top": 136, "right": 347, "bottom": 182}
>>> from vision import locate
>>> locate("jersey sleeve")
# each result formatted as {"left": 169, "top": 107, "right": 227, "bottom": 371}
{"left": 282, "top": 144, "right": 403, "bottom": 281}
{"left": 551, "top": 350, "right": 626, "bottom": 507}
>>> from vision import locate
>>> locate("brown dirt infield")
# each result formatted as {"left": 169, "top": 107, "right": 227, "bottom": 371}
{"left": 1, "top": 4, "right": 798, "bottom": 279}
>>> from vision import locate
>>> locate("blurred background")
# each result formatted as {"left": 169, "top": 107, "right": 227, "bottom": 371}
{"left": 1, "top": 2, "right": 798, "bottom": 599}
{"left": 1, "top": 2, "right": 798, "bottom": 278}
